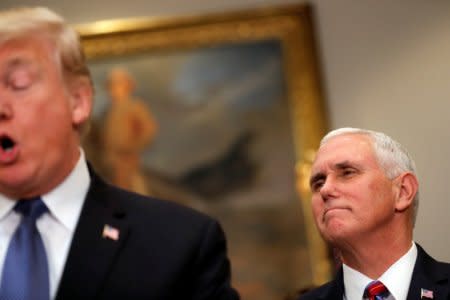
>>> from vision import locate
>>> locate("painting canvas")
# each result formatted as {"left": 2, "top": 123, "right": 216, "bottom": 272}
{"left": 79, "top": 4, "right": 331, "bottom": 300}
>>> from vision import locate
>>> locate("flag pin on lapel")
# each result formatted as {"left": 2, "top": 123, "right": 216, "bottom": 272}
{"left": 102, "top": 224, "right": 120, "bottom": 241}
{"left": 421, "top": 288, "right": 434, "bottom": 299}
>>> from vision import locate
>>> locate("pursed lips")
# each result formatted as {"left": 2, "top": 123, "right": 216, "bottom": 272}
{"left": 323, "top": 206, "right": 350, "bottom": 220}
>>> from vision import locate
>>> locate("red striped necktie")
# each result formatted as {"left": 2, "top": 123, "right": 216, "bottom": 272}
{"left": 363, "top": 280, "right": 391, "bottom": 300}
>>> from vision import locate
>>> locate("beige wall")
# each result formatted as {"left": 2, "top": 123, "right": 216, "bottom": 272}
{"left": 2, "top": 0, "right": 449, "bottom": 261}
{"left": 312, "top": 0, "right": 450, "bottom": 263}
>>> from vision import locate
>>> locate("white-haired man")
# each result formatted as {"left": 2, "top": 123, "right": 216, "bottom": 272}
{"left": 0, "top": 7, "right": 239, "bottom": 300}
{"left": 300, "top": 128, "right": 449, "bottom": 300}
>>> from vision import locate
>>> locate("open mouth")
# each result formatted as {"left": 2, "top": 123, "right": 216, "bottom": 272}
{"left": 0, "top": 136, "right": 15, "bottom": 152}
{"left": 0, "top": 135, "right": 19, "bottom": 164}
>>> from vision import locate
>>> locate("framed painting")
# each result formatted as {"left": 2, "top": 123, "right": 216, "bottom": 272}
{"left": 78, "top": 4, "right": 331, "bottom": 300}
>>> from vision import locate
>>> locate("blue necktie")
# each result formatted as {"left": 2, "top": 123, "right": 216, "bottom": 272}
{"left": 0, "top": 198, "right": 50, "bottom": 300}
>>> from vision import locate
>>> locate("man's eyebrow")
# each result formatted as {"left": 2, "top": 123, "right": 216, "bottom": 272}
{"left": 2, "top": 58, "right": 37, "bottom": 79}
{"left": 6, "top": 57, "right": 32, "bottom": 68}
{"left": 335, "top": 160, "right": 364, "bottom": 171}
{"left": 309, "top": 161, "right": 361, "bottom": 187}
{"left": 335, "top": 161, "right": 353, "bottom": 169}
{"left": 309, "top": 172, "right": 325, "bottom": 188}
{"left": 1, "top": 54, "right": 33, "bottom": 69}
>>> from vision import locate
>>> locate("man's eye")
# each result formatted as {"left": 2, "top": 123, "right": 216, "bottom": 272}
{"left": 7, "top": 71, "right": 33, "bottom": 90}
{"left": 311, "top": 180, "right": 324, "bottom": 192}
{"left": 342, "top": 168, "right": 356, "bottom": 177}
{"left": 10, "top": 78, "right": 31, "bottom": 90}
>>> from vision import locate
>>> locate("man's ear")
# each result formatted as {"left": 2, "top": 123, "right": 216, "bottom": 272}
{"left": 69, "top": 78, "right": 93, "bottom": 126}
{"left": 394, "top": 172, "right": 418, "bottom": 212}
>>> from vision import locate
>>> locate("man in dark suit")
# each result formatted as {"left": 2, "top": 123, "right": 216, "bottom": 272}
{"left": 0, "top": 7, "right": 239, "bottom": 300}
{"left": 301, "top": 128, "right": 449, "bottom": 300}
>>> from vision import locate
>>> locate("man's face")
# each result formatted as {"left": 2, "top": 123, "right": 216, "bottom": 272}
{"left": 309, "top": 134, "right": 398, "bottom": 245}
{"left": 0, "top": 36, "right": 91, "bottom": 198}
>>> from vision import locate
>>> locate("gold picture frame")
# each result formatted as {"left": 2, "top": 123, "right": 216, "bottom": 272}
{"left": 78, "top": 3, "right": 331, "bottom": 299}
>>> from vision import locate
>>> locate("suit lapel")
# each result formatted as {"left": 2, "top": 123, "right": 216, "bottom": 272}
{"left": 55, "top": 172, "right": 130, "bottom": 300}
{"left": 316, "top": 268, "right": 345, "bottom": 300}
{"left": 407, "top": 244, "right": 449, "bottom": 300}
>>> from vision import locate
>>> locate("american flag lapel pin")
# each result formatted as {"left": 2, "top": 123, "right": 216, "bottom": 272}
{"left": 420, "top": 288, "right": 434, "bottom": 299}
{"left": 102, "top": 224, "right": 120, "bottom": 241}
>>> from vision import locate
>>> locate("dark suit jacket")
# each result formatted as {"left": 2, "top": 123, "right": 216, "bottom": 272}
{"left": 299, "top": 244, "right": 450, "bottom": 300}
{"left": 55, "top": 170, "right": 239, "bottom": 300}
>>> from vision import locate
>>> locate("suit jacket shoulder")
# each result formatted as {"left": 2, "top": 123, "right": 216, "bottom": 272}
{"left": 56, "top": 170, "right": 239, "bottom": 300}
{"left": 299, "top": 244, "right": 450, "bottom": 300}
{"left": 297, "top": 268, "right": 344, "bottom": 300}
{"left": 407, "top": 244, "right": 450, "bottom": 300}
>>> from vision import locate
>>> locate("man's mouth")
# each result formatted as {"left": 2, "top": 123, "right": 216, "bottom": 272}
{"left": 323, "top": 206, "right": 350, "bottom": 220}
{"left": 0, "top": 135, "right": 19, "bottom": 164}
{"left": 1, "top": 136, "right": 15, "bottom": 151}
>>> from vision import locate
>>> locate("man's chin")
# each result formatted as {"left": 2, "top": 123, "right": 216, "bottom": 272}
{"left": 0, "top": 168, "right": 38, "bottom": 198}
{"left": 321, "top": 220, "right": 350, "bottom": 241}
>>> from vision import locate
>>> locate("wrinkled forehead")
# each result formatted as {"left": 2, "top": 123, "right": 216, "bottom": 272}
{"left": 0, "top": 34, "right": 58, "bottom": 63}
{"left": 312, "top": 133, "right": 377, "bottom": 169}
{"left": 0, "top": 30, "right": 56, "bottom": 50}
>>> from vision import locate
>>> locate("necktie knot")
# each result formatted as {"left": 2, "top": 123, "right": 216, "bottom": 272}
{"left": 14, "top": 197, "right": 47, "bottom": 220}
{"left": 364, "top": 280, "right": 390, "bottom": 300}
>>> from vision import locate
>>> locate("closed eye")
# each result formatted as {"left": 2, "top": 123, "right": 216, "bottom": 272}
{"left": 7, "top": 71, "right": 33, "bottom": 91}
{"left": 340, "top": 167, "right": 358, "bottom": 178}
{"left": 4, "top": 59, "right": 37, "bottom": 92}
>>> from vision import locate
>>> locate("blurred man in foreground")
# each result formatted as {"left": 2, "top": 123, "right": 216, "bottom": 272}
{"left": 300, "top": 128, "right": 450, "bottom": 300}
{"left": 0, "top": 7, "right": 239, "bottom": 300}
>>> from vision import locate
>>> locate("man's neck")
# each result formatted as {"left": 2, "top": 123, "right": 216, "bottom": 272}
{"left": 339, "top": 230, "right": 413, "bottom": 278}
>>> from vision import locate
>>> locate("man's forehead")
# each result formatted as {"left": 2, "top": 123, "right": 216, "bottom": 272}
{"left": 320, "top": 133, "right": 372, "bottom": 152}
{"left": 312, "top": 134, "right": 375, "bottom": 169}
{"left": 0, "top": 34, "right": 54, "bottom": 53}
{"left": 0, "top": 37, "right": 55, "bottom": 68}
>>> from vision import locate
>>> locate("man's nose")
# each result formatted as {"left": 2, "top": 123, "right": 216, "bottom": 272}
{"left": 319, "top": 176, "right": 338, "bottom": 201}
{"left": 0, "top": 102, "right": 13, "bottom": 120}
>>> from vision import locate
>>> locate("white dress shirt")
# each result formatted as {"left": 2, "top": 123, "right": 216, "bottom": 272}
{"left": 343, "top": 242, "right": 418, "bottom": 300}
{"left": 0, "top": 151, "right": 90, "bottom": 299}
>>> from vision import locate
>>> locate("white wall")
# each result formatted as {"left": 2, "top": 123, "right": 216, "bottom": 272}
{"left": 2, "top": 0, "right": 449, "bottom": 261}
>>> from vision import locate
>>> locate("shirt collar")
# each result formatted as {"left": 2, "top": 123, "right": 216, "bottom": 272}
{"left": 343, "top": 261, "right": 373, "bottom": 300}
{"left": 0, "top": 149, "right": 90, "bottom": 232}
{"left": 0, "top": 195, "right": 16, "bottom": 221}
{"left": 343, "top": 242, "right": 417, "bottom": 300}
{"left": 41, "top": 150, "right": 90, "bottom": 232}
{"left": 379, "top": 242, "right": 417, "bottom": 300}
